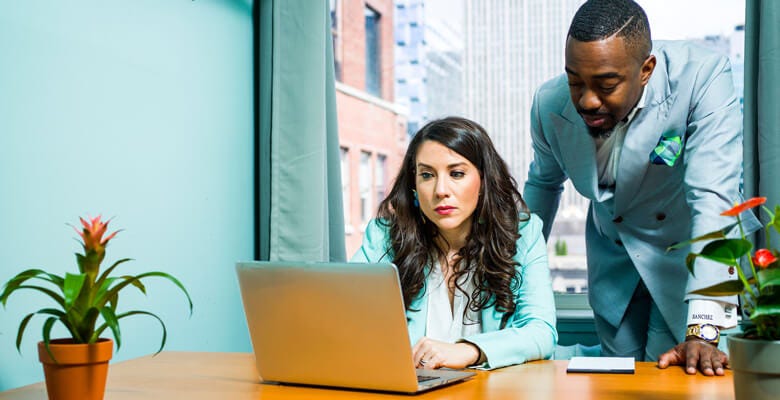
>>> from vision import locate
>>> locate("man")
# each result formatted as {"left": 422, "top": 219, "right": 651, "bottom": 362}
{"left": 523, "top": 0, "right": 758, "bottom": 375}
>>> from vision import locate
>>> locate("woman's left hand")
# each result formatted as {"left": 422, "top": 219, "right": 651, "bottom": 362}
{"left": 412, "top": 337, "right": 481, "bottom": 369}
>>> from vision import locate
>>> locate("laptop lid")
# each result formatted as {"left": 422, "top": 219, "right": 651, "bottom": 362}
{"left": 235, "top": 261, "right": 474, "bottom": 393}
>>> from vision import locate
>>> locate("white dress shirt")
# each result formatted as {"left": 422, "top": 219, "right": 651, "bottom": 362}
{"left": 425, "top": 262, "right": 482, "bottom": 343}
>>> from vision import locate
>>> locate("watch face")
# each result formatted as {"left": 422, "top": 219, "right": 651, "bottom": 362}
{"left": 700, "top": 324, "right": 718, "bottom": 340}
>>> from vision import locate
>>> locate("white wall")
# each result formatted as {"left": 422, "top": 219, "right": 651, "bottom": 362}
{"left": 0, "top": 0, "right": 255, "bottom": 390}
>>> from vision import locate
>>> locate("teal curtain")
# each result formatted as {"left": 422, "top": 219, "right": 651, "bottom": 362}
{"left": 744, "top": 0, "right": 780, "bottom": 249}
{"left": 257, "top": 0, "right": 346, "bottom": 262}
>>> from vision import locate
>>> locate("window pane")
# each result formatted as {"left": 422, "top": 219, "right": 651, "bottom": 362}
{"left": 340, "top": 147, "right": 351, "bottom": 232}
{"left": 365, "top": 7, "right": 381, "bottom": 97}
{"left": 359, "top": 151, "right": 372, "bottom": 224}
{"left": 375, "top": 154, "right": 387, "bottom": 210}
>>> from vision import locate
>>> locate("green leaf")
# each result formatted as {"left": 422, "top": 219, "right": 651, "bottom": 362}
{"left": 63, "top": 273, "right": 86, "bottom": 308}
{"left": 14, "top": 285, "right": 65, "bottom": 308}
{"left": 666, "top": 225, "right": 736, "bottom": 252}
{"left": 96, "top": 258, "right": 133, "bottom": 288}
{"left": 764, "top": 205, "right": 780, "bottom": 235}
{"left": 15, "top": 313, "right": 35, "bottom": 353}
{"left": 697, "top": 238, "right": 753, "bottom": 266}
{"left": 689, "top": 280, "right": 745, "bottom": 296}
{"left": 41, "top": 317, "right": 59, "bottom": 363}
{"left": 103, "top": 310, "right": 168, "bottom": 355}
{"left": 98, "top": 307, "right": 121, "bottom": 349}
{"left": 1, "top": 269, "right": 64, "bottom": 306}
{"left": 99, "top": 272, "right": 193, "bottom": 316}
{"left": 14, "top": 308, "right": 68, "bottom": 353}
{"left": 757, "top": 268, "right": 780, "bottom": 290}
{"left": 686, "top": 253, "right": 699, "bottom": 276}
{"left": 96, "top": 277, "right": 117, "bottom": 302}
{"left": 749, "top": 304, "right": 780, "bottom": 320}
{"left": 120, "top": 275, "right": 147, "bottom": 294}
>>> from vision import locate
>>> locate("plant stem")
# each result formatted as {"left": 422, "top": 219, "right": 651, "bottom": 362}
{"left": 736, "top": 215, "right": 758, "bottom": 297}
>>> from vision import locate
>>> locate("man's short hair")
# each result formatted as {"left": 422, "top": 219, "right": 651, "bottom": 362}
{"left": 567, "top": 0, "right": 652, "bottom": 62}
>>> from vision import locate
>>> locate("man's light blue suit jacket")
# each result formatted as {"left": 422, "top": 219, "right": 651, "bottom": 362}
{"left": 351, "top": 214, "right": 557, "bottom": 369}
{"left": 524, "top": 41, "right": 759, "bottom": 341}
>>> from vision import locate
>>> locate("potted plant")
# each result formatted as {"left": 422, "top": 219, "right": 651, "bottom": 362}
{"left": 669, "top": 197, "right": 780, "bottom": 400}
{"left": 1, "top": 215, "right": 193, "bottom": 400}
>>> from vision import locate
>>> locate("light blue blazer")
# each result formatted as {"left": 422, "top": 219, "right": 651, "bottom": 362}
{"left": 524, "top": 41, "right": 760, "bottom": 341}
{"left": 351, "top": 214, "right": 557, "bottom": 370}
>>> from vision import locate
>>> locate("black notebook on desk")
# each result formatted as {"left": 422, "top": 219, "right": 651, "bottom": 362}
{"left": 566, "top": 357, "right": 635, "bottom": 374}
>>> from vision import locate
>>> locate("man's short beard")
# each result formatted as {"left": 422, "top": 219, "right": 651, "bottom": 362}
{"left": 587, "top": 126, "right": 611, "bottom": 139}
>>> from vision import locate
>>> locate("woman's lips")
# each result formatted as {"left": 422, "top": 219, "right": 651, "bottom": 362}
{"left": 435, "top": 206, "right": 455, "bottom": 215}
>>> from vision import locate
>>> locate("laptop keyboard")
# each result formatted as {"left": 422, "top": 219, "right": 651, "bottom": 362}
{"left": 417, "top": 375, "right": 439, "bottom": 383}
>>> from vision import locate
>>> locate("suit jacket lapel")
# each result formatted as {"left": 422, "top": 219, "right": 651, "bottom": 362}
{"left": 553, "top": 100, "right": 601, "bottom": 201}
{"left": 613, "top": 63, "right": 676, "bottom": 215}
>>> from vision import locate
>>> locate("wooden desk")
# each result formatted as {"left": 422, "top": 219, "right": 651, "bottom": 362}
{"left": 0, "top": 352, "right": 734, "bottom": 400}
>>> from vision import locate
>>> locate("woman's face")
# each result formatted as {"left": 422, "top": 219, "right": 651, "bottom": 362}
{"left": 414, "top": 140, "right": 482, "bottom": 241}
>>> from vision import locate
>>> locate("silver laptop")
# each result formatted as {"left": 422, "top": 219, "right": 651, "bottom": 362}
{"left": 235, "top": 261, "right": 476, "bottom": 394}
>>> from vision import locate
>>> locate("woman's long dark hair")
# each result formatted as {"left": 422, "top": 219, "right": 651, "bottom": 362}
{"left": 377, "top": 116, "right": 528, "bottom": 317}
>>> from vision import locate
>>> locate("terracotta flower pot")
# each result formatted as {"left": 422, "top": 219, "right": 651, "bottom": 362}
{"left": 727, "top": 334, "right": 780, "bottom": 400}
{"left": 37, "top": 338, "right": 114, "bottom": 400}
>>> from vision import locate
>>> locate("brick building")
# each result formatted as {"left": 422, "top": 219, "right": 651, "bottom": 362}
{"left": 331, "top": 0, "right": 409, "bottom": 256}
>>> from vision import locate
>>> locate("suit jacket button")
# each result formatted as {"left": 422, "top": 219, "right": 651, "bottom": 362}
{"left": 613, "top": 216, "right": 623, "bottom": 223}
{"left": 615, "top": 239, "right": 623, "bottom": 246}
{"left": 656, "top": 213, "right": 667, "bottom": 221}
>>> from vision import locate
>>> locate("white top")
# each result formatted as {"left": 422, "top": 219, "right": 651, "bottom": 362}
{"left": 425, "top": 261, "right": 482, "bottom": 342}
{"left": 594, "top": 89, "right": 647, "bottom": 187}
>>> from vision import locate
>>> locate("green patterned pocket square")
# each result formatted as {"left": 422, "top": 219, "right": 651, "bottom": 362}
{"left": 649, "top": 131, "right": 682, "bottom": 166}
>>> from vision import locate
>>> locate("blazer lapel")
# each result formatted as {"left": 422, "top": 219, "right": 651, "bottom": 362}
{"left": 552, "top": 100, "right": 601, "bottom": 201}
{"left": 613, "top": 65, "right": 677, "bottom": 215}
{"left": 406, "top": 283, "right": 428, "bottom": 345}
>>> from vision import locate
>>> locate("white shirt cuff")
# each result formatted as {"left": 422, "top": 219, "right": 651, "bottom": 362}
{"left": 687, "top": 299, "right": 738, "bottom": 328}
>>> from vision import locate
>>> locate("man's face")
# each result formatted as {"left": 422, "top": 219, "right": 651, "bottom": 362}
{"left": 565, "top": 35, "right": 655, "bottom": 136}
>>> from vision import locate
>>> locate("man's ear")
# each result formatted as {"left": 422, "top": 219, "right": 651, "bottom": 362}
{"left": 640, "top": 55, "right": 656, "bottom": 86}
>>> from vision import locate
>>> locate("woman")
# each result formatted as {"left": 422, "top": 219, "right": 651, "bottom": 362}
{"left": 352, "top": 116, "right": 557, "bottom": 370}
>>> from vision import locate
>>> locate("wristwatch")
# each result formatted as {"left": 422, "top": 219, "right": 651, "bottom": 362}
{"left": 686, "top": 323, "right": 720, "bottom": 345}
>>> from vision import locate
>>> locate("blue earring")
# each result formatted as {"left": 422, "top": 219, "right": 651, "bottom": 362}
{"left": 412, "top": 190, "right": 419, "bottom": 208}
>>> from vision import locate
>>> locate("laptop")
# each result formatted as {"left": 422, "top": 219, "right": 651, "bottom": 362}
{"left": 235, "top": 261, "right": 476, "bottom": 394}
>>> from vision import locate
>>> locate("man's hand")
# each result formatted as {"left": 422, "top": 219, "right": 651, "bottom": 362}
{"left": 412, "top": 337, "right": 480, "bottom": 369}
{"left": 657, "top": 339, "right": 728, "bottom": 376}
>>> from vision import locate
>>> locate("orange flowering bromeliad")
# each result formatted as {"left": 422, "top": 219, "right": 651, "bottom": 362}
{"left": 1, "top": 215, "right": 193, "bottom": 358}
{"left": 669, "top": 197, "right": 780, "bottom": 340}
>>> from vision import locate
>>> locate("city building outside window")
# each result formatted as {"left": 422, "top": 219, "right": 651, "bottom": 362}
{"left": 365, "top": 6, "right": 382, "bottom": 97}
{"left": 341, "top": 147, "right": 352, "bottom": 233}
{"left": 375, "top": 154, "right": 387, "bottom": 210}
{"left": 359, "top": 150, "right": 373, "bottom": 226}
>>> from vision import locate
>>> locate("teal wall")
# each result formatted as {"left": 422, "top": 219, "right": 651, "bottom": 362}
{"left": 0, "top": 0, "right": 254, "bottom": 390}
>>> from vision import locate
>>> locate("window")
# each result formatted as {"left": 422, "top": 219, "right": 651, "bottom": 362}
{"left": 340, "top": 147, "right": 352, "bottom": 232}
{"left": 359, "top": 151, "right": 373, "bottom": 225}
{"left": 364, "top": 6, "right": 381, "bottom": 97}
{"left": 375, "top": 154, "right": 387, "bottom": 210}
{"left": 330, "top": 0, "right": 342, "bottom": 80}
{"left": 335, "top": 0, "right": 746, "bottom": 297}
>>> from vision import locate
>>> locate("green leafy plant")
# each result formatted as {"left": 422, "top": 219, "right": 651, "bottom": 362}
{"left": 554, "top": 238, "right": 568, "bottom": 256}
{"left": 1, "top": 216, "right": 193, "bottom": 356}
{"left": 668, "top": 197, "right": 780, "bottom": 340}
